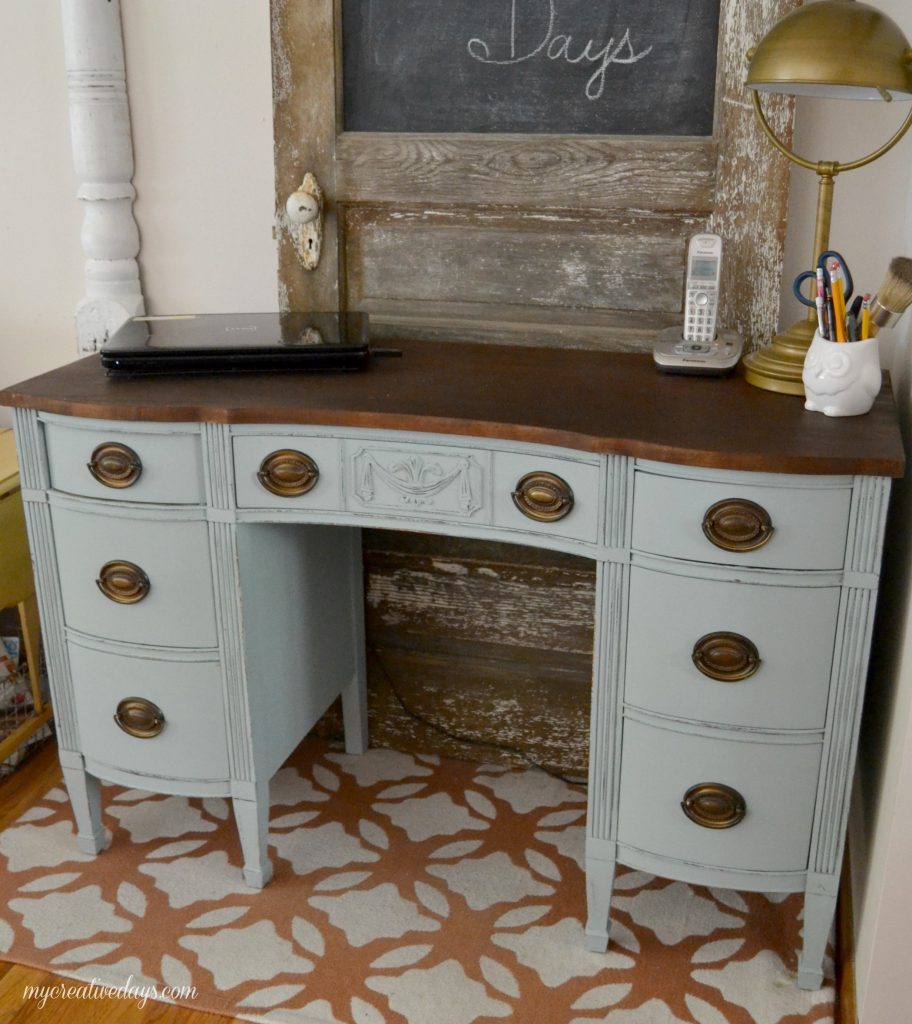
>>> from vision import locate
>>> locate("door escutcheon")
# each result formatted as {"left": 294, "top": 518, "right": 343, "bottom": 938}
{"left": 285, "top": 172, "right": 324, "bottom": 271}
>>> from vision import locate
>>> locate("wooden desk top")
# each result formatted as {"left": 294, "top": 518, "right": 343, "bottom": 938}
{"left": 0, "top": 340, "right": 904, "bottom": 477}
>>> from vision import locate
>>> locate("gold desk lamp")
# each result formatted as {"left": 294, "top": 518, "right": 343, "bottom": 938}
{"left": 742, "top": 0, "right": 912, "bottom": 394}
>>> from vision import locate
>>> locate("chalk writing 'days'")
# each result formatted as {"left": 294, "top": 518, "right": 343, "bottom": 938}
{"left": 467, "top": 0, "right": 653, "bottom": 101}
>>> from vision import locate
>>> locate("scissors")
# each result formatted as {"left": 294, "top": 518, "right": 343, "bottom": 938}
{"left": 793, "top": 250, "right": 854, "bottom": 308}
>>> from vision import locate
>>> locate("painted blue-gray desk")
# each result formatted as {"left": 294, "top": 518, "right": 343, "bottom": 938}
{"left": 1, "top": 341, "right": 904, "bottom": 989}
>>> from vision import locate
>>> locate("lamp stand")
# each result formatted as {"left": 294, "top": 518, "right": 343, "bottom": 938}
{"left": 742, "top": 92, "right": 912, "bottom": 395}
{"left": 743, "top": 165, "right": 836, "bottom": 394}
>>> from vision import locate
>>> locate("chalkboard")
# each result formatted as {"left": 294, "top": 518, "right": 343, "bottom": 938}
{"left": 342, "top": 0, "right": 721, "bottom": 136}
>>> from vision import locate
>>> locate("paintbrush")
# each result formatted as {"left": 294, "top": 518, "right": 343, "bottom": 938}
{"left": 868, "top": 257, "right": 912, "bottom": 337}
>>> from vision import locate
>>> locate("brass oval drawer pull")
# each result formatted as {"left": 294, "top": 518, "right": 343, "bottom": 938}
{"left": 96, "top": 560, "right": 151, "bottom": 604}
{"left": 257, "top": 449, "right": 320, "bottom": 497}
{"left": 511, "top": 471, "right": 574, "bottom": 522}
{"left": 114, "top": 697, "right": 165, "bottom": 739}
{"left": 702, "top": 498, "right": 774, "bottom": 552}
{"left": 87, "top": 442, "right": 143, "bottom": 489}
{"left": 692, "top": 631, "right": 761, "bottom": 682}
{"left": 681, "top": 783, "right": 746, "bottom": 829}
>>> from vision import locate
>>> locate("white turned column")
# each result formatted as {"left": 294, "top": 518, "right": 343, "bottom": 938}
{"left": 61, "top": 0, "right": 144, "bottom": 353}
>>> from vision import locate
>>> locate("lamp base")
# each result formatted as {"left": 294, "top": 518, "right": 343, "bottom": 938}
{"left": 742, "top": 318, "right": 817, "bottom": 395}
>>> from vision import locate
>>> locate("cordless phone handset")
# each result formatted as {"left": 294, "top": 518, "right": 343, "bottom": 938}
{"left": 683, "top": 233, "right": 723, "bottom": 349}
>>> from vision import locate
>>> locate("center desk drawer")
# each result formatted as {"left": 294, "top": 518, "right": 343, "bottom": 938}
{"left": 43, "top": 418, "right": 203, "bottom": 505}
{"left": 632, "top": 467, "right": 852, "bottom": 570}
{"left": 69, "top": 642, "right": 228, "bottom": 782}
{"left": 51, "top": 504, "right": 217, "bottom": 648}
{"left": 618, "top": 718, "right": 821, "bottom": 873}
{"left": 626, "top": 565, "right": 840, "bottom": 730}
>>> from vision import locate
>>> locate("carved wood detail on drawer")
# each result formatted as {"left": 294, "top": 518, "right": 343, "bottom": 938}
{"left": 350, "top": 446, "right": 486, "bottom": 518}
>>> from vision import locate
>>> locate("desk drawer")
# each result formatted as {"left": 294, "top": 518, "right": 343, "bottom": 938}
{"left": 51, "top": 505, "right": 217, "bottom": 648}
{"left": 617, "top": 719, "right": 821, "bottom": 873}
{"left": 44, "top": 419, "right": 203, "bottom": 505}
{"left": 626, "top": 565, "right": 839, "bottom": 730}
{"left": 69, "top": 643, "right": 228, "bottom": 782}
{"left": 492, "top": 452, "right": 600, "bottom": 544}
{"left": 344, "top": 440, "right": 490, "bottom": 523}
{"left": 234, "top": 434, "right": 342, "bottom": 511}
{"left": 632, "top": 469, "right": 851, "bottom": 569}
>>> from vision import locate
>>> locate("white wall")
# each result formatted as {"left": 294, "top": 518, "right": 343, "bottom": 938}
{"left": 1, "top": 3, "right": 912, "bottom": 1017}
{"left": 120, "top": 1, "right": 277, "bottom": 315}
{"left": 0, "top": 0, "right": 277, "bottom": 427}
{"left": 0, "top": 1, "right": 83, "bottom": 411}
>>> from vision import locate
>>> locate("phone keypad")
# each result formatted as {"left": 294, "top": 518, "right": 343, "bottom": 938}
{"left": 685, "top": 287, "right": 717, "bottom": 346}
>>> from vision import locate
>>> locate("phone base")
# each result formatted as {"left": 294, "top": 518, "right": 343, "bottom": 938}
{"left": 652, "top": 327, "right": 743, "bottom": 376}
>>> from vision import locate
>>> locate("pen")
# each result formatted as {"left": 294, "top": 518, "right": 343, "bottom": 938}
{"left": 815, "top": 268, "right": 828, "bottom": 338}
{"left": 826, "top": 282, "right": 837, "bottom": 343}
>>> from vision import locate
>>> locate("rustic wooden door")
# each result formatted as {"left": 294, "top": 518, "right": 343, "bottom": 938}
{"left": 270, "top": 0, "right": 798, "bottom": 773}
{"left": 273, "top": 0, "right": 797, "bottom": 352}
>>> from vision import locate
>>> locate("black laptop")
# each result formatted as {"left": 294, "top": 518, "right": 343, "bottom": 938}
{"left": 101, "top": 312, "right": 379, "bottom": 375}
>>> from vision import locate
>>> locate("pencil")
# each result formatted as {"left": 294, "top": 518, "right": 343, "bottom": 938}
{"left": 832, "top": 274, "right": 847, "bottom": 343}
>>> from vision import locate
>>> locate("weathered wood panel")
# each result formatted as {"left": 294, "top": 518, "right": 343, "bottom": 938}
{"left": 316, "top": 532, "right": 596, "bottom": 774}
{"left": 710, "top": 0, "right": 797, "bottom": 352}
{"left": 353, "top": 301, "right": 682, "bottom": 351}
{"left": 364, "top": 535, "right": 595, "bottom": 657}
{"left": 366, "top": 647, "right": 591, "bottom": 778}
{"left": 336, "top": 134, "right": 717, "bottom": 212}
{"left": 345, "top": 206, "right": 699, "bottom": 314}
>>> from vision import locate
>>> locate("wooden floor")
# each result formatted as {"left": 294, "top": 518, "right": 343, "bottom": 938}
{"left": 0, "top": 741, "right": 237, "bottom": 1024}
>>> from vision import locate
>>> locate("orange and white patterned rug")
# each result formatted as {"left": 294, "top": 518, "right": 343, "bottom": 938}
{"left": 0, "top": 738, "right": 835, "bottom": 1023}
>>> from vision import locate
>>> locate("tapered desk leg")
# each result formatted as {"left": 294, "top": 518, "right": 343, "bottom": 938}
{"left": 59, "top": 750, "right": 107, "bottom": 854}
{"left": 233, "top": 779, "right": 273, "bottom": 888}
{"left": 798, "top": 884, "right": 837, "bottom": 990}
{"left": 585, "top": 838, "right": 617, "bottom": 952}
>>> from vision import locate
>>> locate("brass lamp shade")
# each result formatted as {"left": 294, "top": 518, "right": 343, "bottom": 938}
{"left": 746, "top": 0, "right": 912, "bottom": 100}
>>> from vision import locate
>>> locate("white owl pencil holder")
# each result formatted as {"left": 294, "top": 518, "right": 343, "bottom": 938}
{"left": 802, "top": 332, "right": 881, "bottom": 417}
